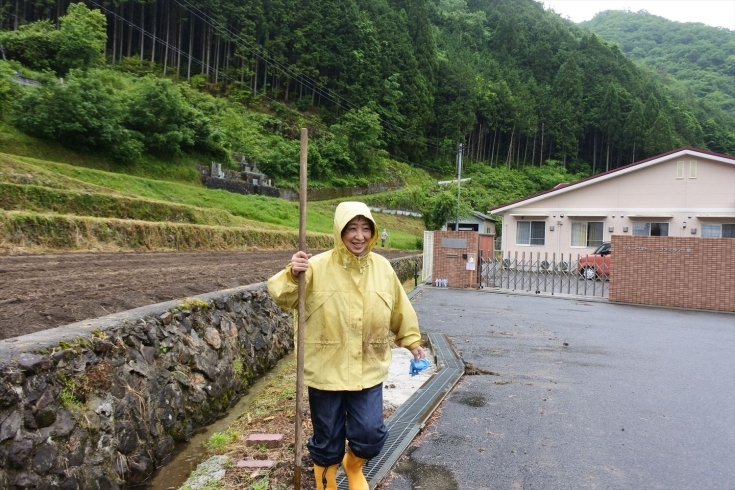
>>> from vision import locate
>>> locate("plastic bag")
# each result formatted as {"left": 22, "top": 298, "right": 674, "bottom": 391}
{"left": 409, "top": 358, "right": 431, "bottom": 376}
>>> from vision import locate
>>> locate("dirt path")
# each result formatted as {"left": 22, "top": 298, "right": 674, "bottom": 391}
{"left": 0, "top": 249, "right": 415, "bottom": 340}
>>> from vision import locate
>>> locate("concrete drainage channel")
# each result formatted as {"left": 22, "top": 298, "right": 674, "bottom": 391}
{"left": 175, "top": 284, "right": 465, "bottom": 490}
{"left": 336, "top": 331, "right": 464, "bottom": 489}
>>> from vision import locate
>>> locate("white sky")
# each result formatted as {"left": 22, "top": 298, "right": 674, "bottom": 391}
{"left": 543, "top": 0, "right": 735, "bottom": 31}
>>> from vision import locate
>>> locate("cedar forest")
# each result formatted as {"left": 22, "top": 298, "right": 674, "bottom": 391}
{"left": 0, "top": 0, "right": 734, "bottom": 223}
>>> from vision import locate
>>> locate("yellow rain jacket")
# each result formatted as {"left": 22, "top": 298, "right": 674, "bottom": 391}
{"left": 267, "top": 201, "right": 422, "bottom": 391}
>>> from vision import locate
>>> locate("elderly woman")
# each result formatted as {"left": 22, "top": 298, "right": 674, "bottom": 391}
{"left": 267, "top": 201, "right": 425, "bottom": 490}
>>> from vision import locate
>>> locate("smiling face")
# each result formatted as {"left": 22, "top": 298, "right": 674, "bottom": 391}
{"left": 341, "top": 215, "right": 374, "bottom": 256}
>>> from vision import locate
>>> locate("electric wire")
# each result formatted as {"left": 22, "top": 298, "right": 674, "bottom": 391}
{"left": 169, "top": 0, "right": 450, "bottom": 153}
{"left": 85, "top": 0, "right": 452, "bottom": 174}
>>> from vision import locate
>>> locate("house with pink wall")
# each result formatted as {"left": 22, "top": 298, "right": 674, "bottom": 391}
{"left": 488, "top": 147, "right": 735, "bottom": 259}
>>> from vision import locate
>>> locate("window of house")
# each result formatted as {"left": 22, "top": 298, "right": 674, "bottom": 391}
{"left": 632, "top": 222, "right": 669, "bottom": 236}
{"left": 676, "top": 161, "right": 684, "bottom": 179}
{"left": 516, "top": 221, "right": 545, "bottom": 245}
{"left": 702, "top": 223, "right": 735, "bottom": 238}
{"left": 570, "top": 221, "right": 604, "bottom": 247}
{"left": 689, "top": 161, "right": 698, "bottom": 179}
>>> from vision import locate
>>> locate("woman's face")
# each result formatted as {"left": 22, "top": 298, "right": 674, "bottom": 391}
{"left": 341, "top": 215, "right": 373, "bottom": 256}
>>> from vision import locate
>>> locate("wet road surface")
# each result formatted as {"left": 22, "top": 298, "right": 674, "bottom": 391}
{"left": 384, "top": 289, "right": 735, "bottom": 490}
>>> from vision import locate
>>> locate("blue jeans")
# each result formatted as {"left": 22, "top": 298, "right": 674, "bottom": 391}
{"left": 307, "top": 383, "right": 388, "bottom": 466}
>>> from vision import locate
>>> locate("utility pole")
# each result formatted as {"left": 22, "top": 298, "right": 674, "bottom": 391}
{"left": 455, "top": 142, "right": 463, "bottom": 231}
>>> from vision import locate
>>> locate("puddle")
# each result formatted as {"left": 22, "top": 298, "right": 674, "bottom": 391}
{"left": 455, "top": 392, "right": 487, "bottom": 407}
{"left": 392, "top": 447, "right": 459, "bottom": 490}
{"left": 131, "top": 352, "right": 293, "bottom": 490}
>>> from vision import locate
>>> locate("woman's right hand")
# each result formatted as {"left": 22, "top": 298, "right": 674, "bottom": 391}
{"left": 290, "top": 251, "right": 312, "bottom": 278}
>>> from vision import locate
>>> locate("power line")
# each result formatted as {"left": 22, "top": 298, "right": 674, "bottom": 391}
{"left": 170, "top": 0, "right": 449, "bottom": 153}
{"left": 85, "top": 0, "right": 454, "bottom": 174}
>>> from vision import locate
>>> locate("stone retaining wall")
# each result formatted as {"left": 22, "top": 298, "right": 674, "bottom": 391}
{"left": 204, "top": 177, "right": 280, "bottom": 198}
{"left": 278, "top": 180, "right": 403, "bottom": 202}
{"left": 0, "top": 255, "right": 421, "bottom": 489}
{"left": 0, "top": 284, "right": 293, "bottom": 490}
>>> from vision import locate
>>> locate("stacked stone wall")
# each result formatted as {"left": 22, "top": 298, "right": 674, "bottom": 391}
{"left": 0, "top": 284, "right": 292, "bottom": 489}
{"left": 204, "top": 177, "right": 280, "bottom": 198}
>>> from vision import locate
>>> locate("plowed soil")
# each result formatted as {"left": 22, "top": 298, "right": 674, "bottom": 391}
{"left": 0, "top": 249, "right": 415, "bottom": 340}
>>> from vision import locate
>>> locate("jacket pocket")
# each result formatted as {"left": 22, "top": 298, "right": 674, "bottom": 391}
{"left": 304, "top": 291, "right": 334, "bottom": 322}
{"left": 303, "top": 291, "right": 343, "bottom": 345}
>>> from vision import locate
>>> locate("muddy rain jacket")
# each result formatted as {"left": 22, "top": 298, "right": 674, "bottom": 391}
{"left": 267, "top": 201, "right": 422, "bottom": 391}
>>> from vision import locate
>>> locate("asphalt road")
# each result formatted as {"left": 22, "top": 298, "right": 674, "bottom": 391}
{"left": 384, "top": 289, "right": 735, "bottom": 490}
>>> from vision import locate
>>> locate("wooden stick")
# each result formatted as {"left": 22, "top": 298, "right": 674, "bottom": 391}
{"left": 293, "top": 127, "right": 308, "bottom": 489}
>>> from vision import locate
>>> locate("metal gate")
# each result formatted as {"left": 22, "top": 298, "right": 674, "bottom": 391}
{"left": 480, "top": 252, "right": 609, "bottom": 298}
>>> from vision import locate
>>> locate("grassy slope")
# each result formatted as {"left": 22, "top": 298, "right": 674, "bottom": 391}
{"left": 0, "top": 124, "right": 426, "bottom": 252}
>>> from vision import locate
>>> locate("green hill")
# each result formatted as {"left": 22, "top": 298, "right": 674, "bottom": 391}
{"left": 581, "top": 10, "right": 735, "bottom": 116}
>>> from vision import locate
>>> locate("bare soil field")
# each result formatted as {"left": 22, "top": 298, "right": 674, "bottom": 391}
{"left": 0, "top": 249, "right": 415, "bottom": 340}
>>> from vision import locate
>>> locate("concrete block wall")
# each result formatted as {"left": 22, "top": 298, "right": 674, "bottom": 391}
{"left": 609, "top": 236, "right": 735, "bottom": 312}
{"left": 430, "top": 231, "right": 479, "bottom": 288}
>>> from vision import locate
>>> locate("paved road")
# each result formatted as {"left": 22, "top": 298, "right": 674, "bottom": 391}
{"left": 384, "top": 288, "right": 735, "bottom": 490}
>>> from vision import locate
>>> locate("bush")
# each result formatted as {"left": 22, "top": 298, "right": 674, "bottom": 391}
{"left": 295, "top": 96, "right": 311, "bottom": 111}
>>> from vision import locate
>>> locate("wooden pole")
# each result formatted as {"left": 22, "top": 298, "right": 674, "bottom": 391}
{"left": 293, "top": 128, "right": 308, "bottom": 489}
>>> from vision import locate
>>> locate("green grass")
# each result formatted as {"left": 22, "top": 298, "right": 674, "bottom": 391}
{"left": 13, "top": 155, "right": 338, "bottom": 232}
{"left": 207, "top": 431, "right": 238, "bottom": 452}
{"left": 0, "top": 121, "right": 426, "bottom": 252}
{"left": 0, "top": 120, "right": 203, "bottom": 184}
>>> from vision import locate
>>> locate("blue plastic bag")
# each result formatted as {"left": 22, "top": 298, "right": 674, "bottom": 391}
{"left": 409, "top": 358, "right": 431, "bottom": 376}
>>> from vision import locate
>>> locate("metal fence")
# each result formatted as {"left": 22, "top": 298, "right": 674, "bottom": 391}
{"left": 480, "top": 252, "right": 609, "bottom": 298}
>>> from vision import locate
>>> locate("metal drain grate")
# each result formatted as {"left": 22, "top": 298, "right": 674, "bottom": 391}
{"left": 336, "top": 333, "right": 463, "bottom": 489}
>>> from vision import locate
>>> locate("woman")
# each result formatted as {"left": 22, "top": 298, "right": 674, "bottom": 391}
{"left": 267, "top": 201, "right": 425, "bottom": 490}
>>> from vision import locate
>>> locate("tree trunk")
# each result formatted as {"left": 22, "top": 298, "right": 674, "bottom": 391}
{"left": 262, "top": 61, "right": 267, "bottom": 96}
{"left": 176, "top": 7, "right": 183, "bottom": 78}
{"left": 163, "top": 1, "right": 171, "bottom": 76}
{"left": 206, "top": 27, "right": 212, "bottom": 80}
{"left": 592, "top": 130, "right": 597, "bottom": 173}
{"left": 112, "top": 4, "right": 118, "bottom": 64}
{"left": 489, "top": 128, "right": 497, "bottom": 166}
{"left": 150, "top": 1, "right": 157, "bottom": 63}
{"left": 531, "top": 128, "right": 537, "bottom": 166}
{"left": 187, "top": 17, "right": 193, "bottom": 80}
{"left": 127, "top": 0, "right": 133, "bottom": 57}
{"left": 506, "top": 127, "right": 515, "bottom": 170}
{"left": 632, "top": 140, "right": 636, "bottom": 164}
{"left": 495, "top": 132, "right": 501, "bottom": 166}
{"left": 214, "top": 34, "right": 220, "bottom": 84}
{"left": 140, "top": 3, "right": 145, "bottom": 65}
{"left": 539, "top": 123, "right": 544, "bottom": 166}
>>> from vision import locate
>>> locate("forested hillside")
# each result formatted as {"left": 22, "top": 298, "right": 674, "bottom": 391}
{"left": 581, "top": 10, "right": 735, "bottom": 117}
{"left": 1, "top": 0, "right": 734, "bottom": 186}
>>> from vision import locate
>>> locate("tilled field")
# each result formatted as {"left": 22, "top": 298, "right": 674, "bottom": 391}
{"left": 0, "top": 249, "right": 415, "bottom": 340}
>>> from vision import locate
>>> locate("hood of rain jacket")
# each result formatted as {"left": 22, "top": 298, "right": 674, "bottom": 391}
{"left": 267, "top": 201, "right": 422, "bottom": 391}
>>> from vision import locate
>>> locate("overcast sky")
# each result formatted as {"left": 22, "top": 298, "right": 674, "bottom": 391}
{"left": 542, "top": 0, "right": 735, "bottom": 30}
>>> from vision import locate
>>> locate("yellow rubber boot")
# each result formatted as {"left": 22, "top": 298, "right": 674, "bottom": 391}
{"left": 314, "top": 464, "right": 338, "bottom": 490}
{"left": 342, "top": 448, "right": 369, "bottom": 490}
